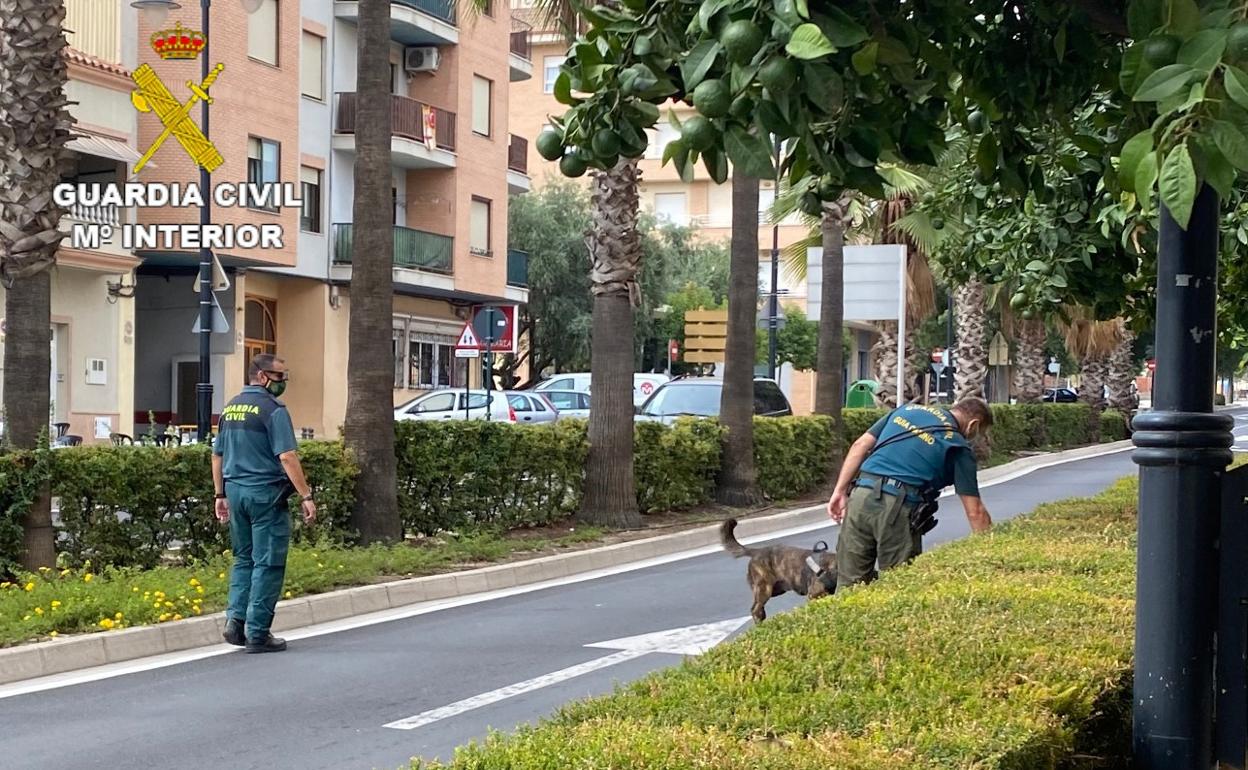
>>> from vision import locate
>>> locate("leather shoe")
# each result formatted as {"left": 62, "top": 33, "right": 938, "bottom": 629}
{"left": 223, "top": 618, "right": 245, "bottom": 647}
{"left": 245, "top": 634, "right": 287, "bottom": 654}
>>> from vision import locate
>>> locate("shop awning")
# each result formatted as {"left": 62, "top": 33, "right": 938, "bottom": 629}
{"left": 67, "top": 133, "right": 144, "bottom": 166}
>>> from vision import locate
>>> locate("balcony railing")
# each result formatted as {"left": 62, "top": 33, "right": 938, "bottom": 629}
{"left": 507, "top": 249, "right": 528, "bottom": 288}
{"left": 508, "top": 135, "right": 528, "bottom": 174}
{"left": 335, "top": 92, "right": 456, "bottom": 153}
{"left": 392, "top": 0, "right": 455, "bottom": 25}
{"left": 509, "top": 18, "right": 531, "bottom": 60}
{"left": 66, "top": 202, "right": 120, "bottom": 226}
{"left": 333, "top": 223, "right": 453, "bottom": 275}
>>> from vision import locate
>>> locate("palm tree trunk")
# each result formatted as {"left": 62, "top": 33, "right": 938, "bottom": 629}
{"left": 344, "top": 0, "right": 400, "bottom": 545}
{"left": 717, "top": 174, "right": 761, "bottom": 506}
{"left": 581, "top": 158, "right": 642, "bottom": 528}
{"left": 953, "top": 278, "right": 989, "bottom": 401}
{"left": 871, "top": 320, "right": 899, "bottom": 407}
{"left": 815, "top": 200, "right": 846, "bottom": 467}
{"left": 1080, "top": 352, "right": 1109, "bottom": 410}
{"left": 1107, "top": 323, "right": 1137, "bottom": 411}
{"left": 0, "top": 0, "right": 73, "bottom": 569}
{"left": 1012, "top": 318, "right": 1047, "bottom": 403}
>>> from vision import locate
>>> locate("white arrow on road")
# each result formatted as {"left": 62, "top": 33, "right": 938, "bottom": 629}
{"left": 382, "top": 617, "right": 749, "bottom": 731}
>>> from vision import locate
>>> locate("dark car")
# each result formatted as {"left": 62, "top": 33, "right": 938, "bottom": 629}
{"left": 635, "top": 377, "right": 793, "bottom": 425}
{"left": 1044, "top": 387, "right": 1078, "bottom": 403}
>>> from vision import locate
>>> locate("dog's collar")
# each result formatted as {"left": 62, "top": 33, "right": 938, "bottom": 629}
{"left": 805, "top": 556, "right": 837, "bottom": 593}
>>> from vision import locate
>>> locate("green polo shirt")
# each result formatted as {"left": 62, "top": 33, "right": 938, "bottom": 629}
{"left": 860, "top": 403, "right": 980, "bottom": 497}
{"left": 213, "top": 385, "right": 298, "bottom": 488}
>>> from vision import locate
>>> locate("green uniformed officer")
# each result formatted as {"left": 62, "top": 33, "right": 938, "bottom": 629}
{"left": 827, "top": 398, "right": 994, "bottom": 589}
{"left": 212, "top": 354, "right": 316, "bottom": 653}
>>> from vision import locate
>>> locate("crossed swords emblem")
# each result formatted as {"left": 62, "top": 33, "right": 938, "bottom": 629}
{"left": 129, "top": 62, "right": 225, "bottom": 174}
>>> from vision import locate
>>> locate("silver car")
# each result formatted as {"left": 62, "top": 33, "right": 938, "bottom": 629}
{"left": 539, "top": 389, "right": 590, "bottom": 420}
{"left": 394, "top": 390, "right": 512, "bottom": 422}
{"left": 505, "top": 391, "right": 559, "bottom": 424}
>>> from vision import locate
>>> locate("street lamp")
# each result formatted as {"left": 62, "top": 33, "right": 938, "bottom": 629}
{"left": 131, "top": 0, "right": 262, "bottom": 443}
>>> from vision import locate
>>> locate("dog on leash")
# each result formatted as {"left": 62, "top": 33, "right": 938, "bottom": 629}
{"left": 720, "top": 518, "right": 837, "bottom": 623}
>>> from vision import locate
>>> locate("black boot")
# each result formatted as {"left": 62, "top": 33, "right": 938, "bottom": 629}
{"left": 245, "top": 634, "right": 287, "bottom": 654}
{"left": 223, "top": 617, "right": 245, "bottom": 647}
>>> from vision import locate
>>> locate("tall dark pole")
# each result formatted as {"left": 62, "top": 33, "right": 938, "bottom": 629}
{"left": 196, "top": 0, "right": 214, "bottom": 443}
{"left": 766, "top": 139, "right": 780, "bottom": 380}
{"left": 1131, "top": 185, "right": 1232, "bottom": 770}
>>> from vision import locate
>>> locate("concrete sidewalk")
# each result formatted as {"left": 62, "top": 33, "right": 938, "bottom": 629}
{"left": 0, "top": 438, "right": 1134, "bottom": 686}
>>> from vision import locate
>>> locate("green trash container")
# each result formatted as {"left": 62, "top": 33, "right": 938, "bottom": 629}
{"left": 846, "top": 379, "right": 879, "bottom": 408}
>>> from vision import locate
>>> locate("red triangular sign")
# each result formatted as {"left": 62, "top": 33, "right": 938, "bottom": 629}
{"left": 455, "top": 322, "right": 481, "bottom": 350}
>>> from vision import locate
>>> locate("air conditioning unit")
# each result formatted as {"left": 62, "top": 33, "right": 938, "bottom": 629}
{"left": 405, "top": 47, "right": 440, "bottom": 74}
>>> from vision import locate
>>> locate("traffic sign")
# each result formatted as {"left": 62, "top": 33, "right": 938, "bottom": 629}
{"left": 470, "top": 305, "right": 519, "bottom": 353}
{"left": 455, "top": 348, "right": 480, "bottom": 359}
{"left": 455, "top": 322, "right": 481, "bottom": 350}
{"left": 668, "top": 339, "right": 679, "bottom": 363}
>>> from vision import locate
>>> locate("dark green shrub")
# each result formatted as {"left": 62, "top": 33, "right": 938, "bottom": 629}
{"left": 635, "top": 419, "right": 723, "bottom": 513}
{"left": 841, "top": 408, "right": 887, "bottom": 447}
{"left": 1042, "top": 403, "right": 1094, "bottom": 447}
{"left": 754, "top": 416, "right": 835, "bottom": 500}
{"left": 1099, "top": 410, "right": 1131, "bottom": 443}
{"left": 0, "top": 451, "right": 44, "bottom": 574}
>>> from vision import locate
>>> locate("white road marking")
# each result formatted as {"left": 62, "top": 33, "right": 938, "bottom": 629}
{"left": 383, "top": 618, "right": 748, "bottom": 730}
{"left": 0, "top": 442, "right": 1134, "bottom": 700}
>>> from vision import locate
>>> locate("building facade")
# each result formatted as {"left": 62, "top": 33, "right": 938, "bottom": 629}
{"left": 29, "top": 0, "right": 532, "bottom": 442}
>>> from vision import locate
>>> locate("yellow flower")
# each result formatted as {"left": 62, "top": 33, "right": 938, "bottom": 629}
{"left": 48, "top": 631, "right": 58, "bottom": 638}
{"left": 172, "top": 614, "right": 182, "bottom": 621}
{"left": 98, "top": 618, "right": 114, "bottom": 630}
{"left": 164, "top": 601, "right": 174, "bottom": 609}
{"left": 218, "top": 572, "right": 225, "bottom": 579}
{"left": 38, "top": 566, "right": 50, "bottom": 573}
{"left": 337, "top": 564, "right": 344, "bottom": 569}
{"left": 34, "top": 607, "right": 43, "bottom": 615}
{"left": 23, "top": 582, "right": 34, "bottom": 592}
{"left": 114, "top": 612, "right": 124, "bottom": 621}
{"left": 196, "top": 586, "right": 204, "bottom": 595}
{"left": 132, "top": 586, "right": 139, "bottom": 592}
{"left": 83, "top": 574, "right": 93, "bottom": 583}
{"left": 50, "top": 600, "right": 60, "bottom": 608}
{"left": 153, "top": 601, "right": 163, "bottom": 609}
{"left": 188, "top": 578, "right": 200, "bottom": 587}
{"left": 154, "top": 591, "right": 164, "bottom": 598}
{"left": 316, "top": 563, "right": 324, "bottom": 569}
{"left": 59, "top": 569, "right": 69, "bottom": 577}
{"left": 158, "top": 613, "right": 169, "bottom": 622}
{"left": 284, "top": 591, "right": 292, "bottom": 599}
{"left": 22, "top": 615, "right": 30, "bottom": 621}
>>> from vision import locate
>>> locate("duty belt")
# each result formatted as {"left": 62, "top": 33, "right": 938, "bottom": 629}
{"left": 854, "top": 471, "right": 921, "bottom": 502}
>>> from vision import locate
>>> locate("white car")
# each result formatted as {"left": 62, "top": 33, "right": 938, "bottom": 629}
{"left": 540, "top": 389, "right": 590, "bottom": 419}
{"left": 536, "top": 372, "right": 668, "bottom": 407}
{"left": 394, "top": 390, "right": 512, "bottom": 422}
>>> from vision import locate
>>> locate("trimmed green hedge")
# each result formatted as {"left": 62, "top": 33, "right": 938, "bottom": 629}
{"left": 0, "top": 405, "right": 1129, "bottom": 571}
{"left": 417, "top": 478, "right": 1139, "bottom": 770}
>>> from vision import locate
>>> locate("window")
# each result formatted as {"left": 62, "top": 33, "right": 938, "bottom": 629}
{"left": 645, "top": 124, "right": 679, "bottom": 160}
{"left": 758, "top": 186, "right": 776, "bottom": 220}
{"left": 247, "top": 137, "right": 280, "bottom": 211}
{"left": 248, "top": 0, "right": 279, "bottom": 65}
{"left": 753, "top": 381, "right": 792, "bottom": 415}
{"left": 392, "top": 188, "right": 398, "bottom": 225}
{"left": 472, "top": 75, "right": 492, "bottom": 136}
{"left": 547, "top": 377, "right": 574, "bottom": 391}
{"left": 413, "top": 392, "right": 456, "bottom": 413}
{"left": 543, "top": 55, "right": 565, "bottom": 93}
{"left": 299, "top": 166, "right": 321, "bottom": 233}
{"left": 244, "top": 297, "right": 277, "bottom": 381}
{"left": 507, "top": 394, "right": 531, "bottom": 412}
{"left": 482, "top": 0, "right": 494, "bottom": 16}
{"left": 653, "top": 192, "right": 687, "bottom": 225}
{"left": 546, "top": 392, "right": 578, "bottom": 410}
{"left": 300, "top": 31, "right": 324, "bottom": 99}
{"left": 470, "top": 197, "right": 491, "bottom": 256}
{"left": 393, "top": 328, "right": 405, "bottom": 388}
{"left": 393, "top": 319, "right": 460, "bottom": 390}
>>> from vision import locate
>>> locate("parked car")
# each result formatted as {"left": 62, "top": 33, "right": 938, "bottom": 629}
{"left": 635, "top": 377, "right": 793, "bottom": 425}
{"left": 540, "top": 389, "right": 591, "bottom": 419}
{"left": 1044, "top": 387, "right": 1079, "bottom": 403}
{"left": 394, "top": 390, "right": 513, "bottom": 422}
{"left": 536, "top": 372, "right": 669, "bottom": 407}
{"left": 505, "top": 391, "right": 559, "bottom": 424}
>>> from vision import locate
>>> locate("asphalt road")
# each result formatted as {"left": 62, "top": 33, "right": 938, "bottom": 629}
{"left": 0, "top": 445, "right": 1149, "bottom": 770}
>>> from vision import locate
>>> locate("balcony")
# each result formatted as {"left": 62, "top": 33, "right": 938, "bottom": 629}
{"left": 332, "top": 92, "right": 457, "bottom": 170}
{"left": 506, "top": 249, "right": 528, "bottom": 288}
{"left": 333, "top": 223, "right": 453, "bottom": 275}
{"left": 509, "top": 18, "right": 533, "bottom": 81}
{"left": 333, "top": 0, "right": 458, "bottom": 46}
{"left": 507, "top": 134, "right": 531, "bottom": 194}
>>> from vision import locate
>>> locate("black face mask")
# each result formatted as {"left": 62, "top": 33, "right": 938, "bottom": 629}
{"left": 265, "top": 379, "right": 287, "bottom": 398}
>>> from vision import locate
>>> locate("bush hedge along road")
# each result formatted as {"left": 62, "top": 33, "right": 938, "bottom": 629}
{"left": 414, "top": 477, "right": 1139, "bottom": 770}
{"left": 0, "top": 405, "right": 1129, "bottom": 572}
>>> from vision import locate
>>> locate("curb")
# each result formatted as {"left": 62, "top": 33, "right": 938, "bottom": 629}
{"left": 0, "top": 440, "right": 1135, "bottom": 686}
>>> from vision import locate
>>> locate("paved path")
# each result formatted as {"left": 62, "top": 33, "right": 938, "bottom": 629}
{"left": 0, "top": 442, "right": 1173, "bottom": 770}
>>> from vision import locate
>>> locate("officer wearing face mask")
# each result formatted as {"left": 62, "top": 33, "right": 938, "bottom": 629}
{"left": 827, "top": 397, "right": 995, "bottom": 589}
{"left": 212, "top": 353, "right": 316, "bottom": 653}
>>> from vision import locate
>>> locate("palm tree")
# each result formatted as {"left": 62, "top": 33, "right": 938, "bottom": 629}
{"left": 344, "top": 0, "right": 403, "bottom": 544}
{"left": 874, "top": 193, "right": 938, "bottom": 406}
{"left": 1060, "top": 308, "right": 1118, "bottom": 411}
{"left": 582, "top": 158, "right": 644, "bottom": 527}
{"left": 1011, "top": 317, "right": 1048, "bottom": 403}
{"left": 717, "top": 173, "right": 761, "bottom": 506}
{"left": 0, "top": 0, "right": 73, "bottom": 569}
{"left": 1106, "top": 319, "right": 1138, "bottom": 411}
{"left": 814, "top": 197, "right": 850, "bottom": 469}
{"left": 952, "top": 277, "right": 989, "bottom": 401}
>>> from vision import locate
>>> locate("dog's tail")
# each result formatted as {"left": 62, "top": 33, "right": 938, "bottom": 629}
{"left": 720, "top": 518, "right": 751, "bottom": 558}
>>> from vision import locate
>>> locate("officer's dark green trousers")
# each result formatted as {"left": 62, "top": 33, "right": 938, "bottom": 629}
{"left": 225, "top": 482, "right": 290, "bottom": 643}
{"left": 836, "top": 485, "right": 921, "bottom": 590}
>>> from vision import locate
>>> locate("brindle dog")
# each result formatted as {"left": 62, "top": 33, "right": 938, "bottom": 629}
{"left": 720, "top": 518, "right": 837, "bottom": 623}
